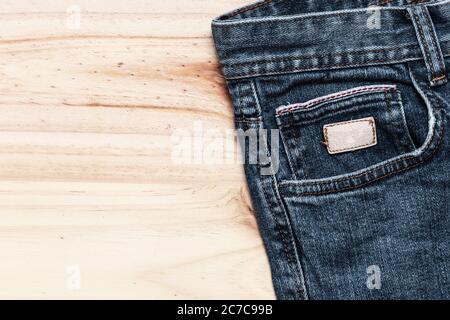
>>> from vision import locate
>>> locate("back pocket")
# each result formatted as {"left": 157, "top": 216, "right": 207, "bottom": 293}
{"left": 276, "top": 85, "right": 416, "bottom": 180}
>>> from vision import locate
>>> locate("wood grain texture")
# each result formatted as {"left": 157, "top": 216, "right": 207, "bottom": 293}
{"left": 0, "top": 0, "right": 275, "bottom": 299}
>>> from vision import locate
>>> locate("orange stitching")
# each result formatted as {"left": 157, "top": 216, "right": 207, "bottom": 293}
{"left": 324, "top": 118, "right": 377, "bottom": 154}
{"left": 432, "top": 75, "right": 447, "bottom": 82}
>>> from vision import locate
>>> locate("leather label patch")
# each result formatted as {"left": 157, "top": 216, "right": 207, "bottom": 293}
{"left": 323, "top": 117, "right": 377, "bottom": 155}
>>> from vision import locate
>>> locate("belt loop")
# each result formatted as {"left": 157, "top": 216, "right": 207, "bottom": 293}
{"left": 407, "top": 4, "right": 447, "bottom": 87}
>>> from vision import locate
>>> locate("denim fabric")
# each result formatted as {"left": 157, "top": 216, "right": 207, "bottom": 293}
{"left": 212, "top": 0, "right": 450, "bottom": 300}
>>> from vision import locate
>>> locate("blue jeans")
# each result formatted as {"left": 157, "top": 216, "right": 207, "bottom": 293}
{"left": 212, "top": 0, "right": 450, "bottom": 300}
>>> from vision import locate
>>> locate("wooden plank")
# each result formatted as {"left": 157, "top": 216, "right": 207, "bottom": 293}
{"left": 0, "top": 0, "right": 275, "bottom": 299}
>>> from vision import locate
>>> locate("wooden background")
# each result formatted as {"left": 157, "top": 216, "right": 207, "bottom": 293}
{"left": 0, "top": 0, "right": 275, "bottom": 299}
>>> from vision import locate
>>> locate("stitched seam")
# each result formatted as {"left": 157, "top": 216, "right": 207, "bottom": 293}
{"left": 279, "top": 129, "right": 299, "bottom": 179}
{"left": 228, "top": 0, "right": 429, "bottom": 19}
{"left": 257, "top": 122, "right": 308, "bottom": 299}
{"left": 226, "top": 58, "right": 421, "bottom": 78}
{"left": 234, "top": 80, "right": 246, "bottom": 118}
{"left": 395, "top": 90, "right": 417, "bottom": 150}
{"left": 224, "top": 43, "right": 450, "bottom": 79}
{"left": 244, "top": 111, "right": 304, "bottom": 297}
{"left": 218, "top": 8, "right": 403, "bottom": 27}
{"left": 226, "top": 44, "right": 419, "bottom": 68}
{"left": 248, "top": 98, "right": 296, "bottom": 290}
{"left": 270, "top": 174, "right": 308, "bottom": 299}
{"left": 250, "top": 80, "right": 262, "bottom": 115}
{"left": 284, "top": 107, "right": 444, "bottom": 194}
{"left": 432, "top": 74, "right": 447, "bottom": 81}
{"left": 259, "top": 173, "right": 303, "bottom": 298}
{"left": 324, "top": 118, "right": 377, "bottom": 153}
{"left": 235, "top": 119, "right": 262, "bottom": 124}
{"left": 279, "top": 101, "right": 387, "bottom": 130}
{"left": 223, "top": 41, "right": 450, "bottom": 77}
{"left": 413, "top": 10, "right": 438, "bottom": 79}
{"left": 226, "top": 56, "right": 427, "bottom": 79}
{"left": 277, "top": 86, "right": 395, "bottom": 114}
{"left": 300, "top": 117, "right": 444, "bottom": 195}
{"left": 217, "top": 1, "right": 450, "bottom": 27}
{"left": 423, "top": 8, "right": 447, "bottom": 81}
{"left": 310, "top": 156, "right": 411, "bottom": 184}
{"left": 287, "top": 110, "right": 441, "bottom": 186}
{"left": 386, "top": 89, "right": 405, "bottom": 152}
{"left": 277, "top": 86, "right": 396, "bottom": 115}
{"left": 235, "top": 115, "right": 263, "bottom": 121}
{"left": 302, "top": 153, "right": 435, "bottom": 195}
{"left": 249, "top": 84, "right": 307, "bottom": 299}
{"left": 247, "top": 58, "right": 404, "bottom": 71}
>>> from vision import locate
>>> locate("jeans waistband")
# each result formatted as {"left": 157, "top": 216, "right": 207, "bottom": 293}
{"left": 212, "top": 0, "right": 450, "bottom": 80}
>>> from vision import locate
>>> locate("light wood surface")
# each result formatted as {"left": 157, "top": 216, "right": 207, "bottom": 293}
{"left": 0, "top": 0, "right": 275, "bottom": 299}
